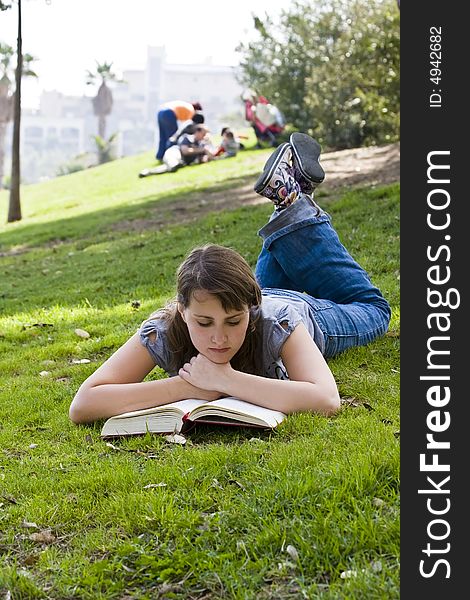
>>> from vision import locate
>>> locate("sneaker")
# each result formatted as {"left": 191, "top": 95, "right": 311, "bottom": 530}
{"left": 289, "top": 132, "right": 325, "bottom": 194}
{"left": 254, "top": 143, "right": 302, "bottom": 208}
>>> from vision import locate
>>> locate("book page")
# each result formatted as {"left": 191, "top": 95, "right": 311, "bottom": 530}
{"left": 106, "top": 398, "right": 207, "bottom": 421}
{"left": 189, "top": 397, "right": 286, "bottom": 427}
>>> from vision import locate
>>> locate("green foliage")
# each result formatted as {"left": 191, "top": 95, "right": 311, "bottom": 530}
{"left": 237, "top": 0, "right": 400, "bottom": 149}
{"left": 0, "top": 42, "right": 14, "bottom": 72}
{"left": 0, "top": 42, "right": 37, "bottom": 97}
{"left": 93, "top": 132, "right": 119, "bottom": 165}
{"left": 1, "top": 173, "right": 10, "bottom": 188}
{"left": 85, "top": 61, "right": 120, "bottom": 87}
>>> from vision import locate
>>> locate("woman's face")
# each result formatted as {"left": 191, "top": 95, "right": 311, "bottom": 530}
{"left": 179, "top": 290, "right": 250, "bottom": 364}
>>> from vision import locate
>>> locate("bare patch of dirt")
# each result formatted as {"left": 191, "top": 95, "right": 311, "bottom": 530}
{"left": 114, "top": 142, "right": 400, "bottom": 233}
{"left": 319, "top": 142, "right": 400, "bottom": 190}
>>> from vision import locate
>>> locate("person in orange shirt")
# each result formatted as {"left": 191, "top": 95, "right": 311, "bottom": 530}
{"left": 156, "top": 100, "right": 203, "bottom": 160}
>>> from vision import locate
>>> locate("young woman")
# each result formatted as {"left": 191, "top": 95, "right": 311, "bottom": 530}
{"left": 69, "top": 133, "right": 391, "bottom": 424}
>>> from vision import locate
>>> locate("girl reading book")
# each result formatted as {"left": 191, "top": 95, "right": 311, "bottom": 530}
{"left": 69, "top": 133, "right": 391, "bottom": 424}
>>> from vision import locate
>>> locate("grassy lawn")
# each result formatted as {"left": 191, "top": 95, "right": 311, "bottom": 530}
{"left": 0, "top": 150, "right": 399, "bottom": 599}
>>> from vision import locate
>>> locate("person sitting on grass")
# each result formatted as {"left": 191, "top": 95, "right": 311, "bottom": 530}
{"left": 70, "top": 133, "right": 391, "bottom": 424}
{"left": 139, "top": 124, "right": 215, "bottom": 177}
{"left": 178, "top": 124, "right": 215, "bottom": 166}
{"left": 213, "top": 127, "right": 241, "bottom": 158}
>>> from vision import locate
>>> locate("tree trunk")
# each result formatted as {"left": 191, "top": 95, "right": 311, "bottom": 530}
{"left": 7, "top": 0, "right": 22, "bottom": 223}
{"left": 98, "top": 114, "right": 106, "bottom": 139}
{"left": 0, "top": 122, "right": 7, "bottom": 189}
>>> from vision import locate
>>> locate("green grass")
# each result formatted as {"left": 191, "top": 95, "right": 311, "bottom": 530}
{"left": 0, "top": 149, "right": 399, "bottom": 599}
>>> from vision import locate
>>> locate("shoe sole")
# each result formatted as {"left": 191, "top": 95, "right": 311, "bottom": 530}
{"left": 290, "top": 133, "right": 325, "bottom": 184}
{"left": 254, "top": 142, "right": 290, "bottom": 193}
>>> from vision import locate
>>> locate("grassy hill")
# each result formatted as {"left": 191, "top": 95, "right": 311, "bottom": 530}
{"left": 0, "top": 149, "right": 400, "bottom": 599}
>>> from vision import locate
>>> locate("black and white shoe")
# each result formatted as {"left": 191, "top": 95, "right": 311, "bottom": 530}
{"left": 253, "top": 143, "right": 301, "bottom": 208}
{"left": 289, "top": 132, "right": 325, "bottom": 194}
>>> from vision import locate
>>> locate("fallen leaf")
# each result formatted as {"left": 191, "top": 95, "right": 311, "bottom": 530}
{"left": 163, "top": 433, "right": 187, "bottom": 445}
{"left": 74, "top": 328, "right": 90, "bottom": 339}
{"left": 143, "top": 483, "right": 167, "bottom": 489}
{"left": 105, "top": 442, "right": 122, "bottom": 451}
{"left": 340, "top": 570, "right": 357, "bottom": 579}
{"left": 29, "top": 531, "right": 56, "bottom": 544}
{"left": 341, "top": 397, "right": 359, "bottom": 407}
{"left": 21, "top": 521, "right": 39, "bottom": 529}
{"left": 229, "top": 479, "right": 246, "bottom": 491}
{"left": 286, "top": 544, "right": 300, "bottom": 562}
{"left": 371, "top": 560, "right": 383, "bottom": 572}
{"left": 122, "top": 564, "right": 135, "bottom": 573}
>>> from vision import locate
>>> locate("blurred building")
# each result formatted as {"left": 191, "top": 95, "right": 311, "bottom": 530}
{"left": 3, "top": 46, "right": 245, "bottom": 184}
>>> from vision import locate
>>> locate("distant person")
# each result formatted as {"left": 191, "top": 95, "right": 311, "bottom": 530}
{"left": 155, "top": 100, "right": 204, "bottom": 160}
{"left": 139, "top": 124, "right": 214, "bottom": 177}
{"left": 214, "top": 127, "right": 241, "bottom": 158}
{"left": 178, "top": 124, "right": 215, "bottom": 166}
{"left": 167, "top": 112, "right": 205, "bottom": 148}
{"left": 242, "top": 89, "right": 285, "bottom": 148}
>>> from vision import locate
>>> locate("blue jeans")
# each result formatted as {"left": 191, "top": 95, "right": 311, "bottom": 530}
{"left": 156, "top": 109, "right": 178, "bottom": 160}
{"left": 255, "top": 195, "right": 391, "bottom": 358}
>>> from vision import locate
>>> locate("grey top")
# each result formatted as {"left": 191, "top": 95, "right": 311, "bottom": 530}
{"left": 139, "top": 291, "right": 325, "bottom": 380}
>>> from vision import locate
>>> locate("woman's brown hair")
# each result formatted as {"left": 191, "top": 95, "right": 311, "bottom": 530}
{"left": 153, "top": 244, "right": 263, "bottom": 374}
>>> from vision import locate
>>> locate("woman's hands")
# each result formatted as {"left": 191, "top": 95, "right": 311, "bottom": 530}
{"left": 179, "top": 354, "right": 233, "bottom": 393}
{"left": 186, "top": 383, "right": 224, "bottom": 402}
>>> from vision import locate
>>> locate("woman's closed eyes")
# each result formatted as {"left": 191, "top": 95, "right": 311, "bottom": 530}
{"left": 197, "top": 320, "right": 241, "bottom": 327}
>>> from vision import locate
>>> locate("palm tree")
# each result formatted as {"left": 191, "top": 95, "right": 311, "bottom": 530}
{"left": 0, "top": 41, "right": 36, "bottom": 190}
{"left": 86, "top": 61, "right": 120, "bottom": 140}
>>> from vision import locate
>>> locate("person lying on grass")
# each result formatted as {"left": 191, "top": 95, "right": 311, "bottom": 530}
{"left": 70, "top": 133, "right": 391, "bottom": 424}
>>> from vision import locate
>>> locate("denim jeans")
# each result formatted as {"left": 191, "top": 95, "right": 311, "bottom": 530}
{"left": 156, "top": 109, "right": 178, "bottom": 160}
{"left": 255, "top": 195, "right": 391, "bottom": 358}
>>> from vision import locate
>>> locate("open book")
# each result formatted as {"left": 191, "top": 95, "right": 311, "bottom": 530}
{"left": 100, "top": 397, "right": 286, "bottom": 438}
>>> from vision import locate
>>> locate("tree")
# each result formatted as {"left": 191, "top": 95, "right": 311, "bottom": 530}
{"left": 86, "top": 61, "right": 120, "bottom": 138}
{"left": 237, "top": 0, "right": 400, "bottom": 150}
{"left": 0, "top": 41, "right": 36, "bottom": 189}
{"left": 7, "top": 0, "right": 22, "bottom": 222}
{"left": 3, "top": 0, "right": 48, "bottom": 223}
